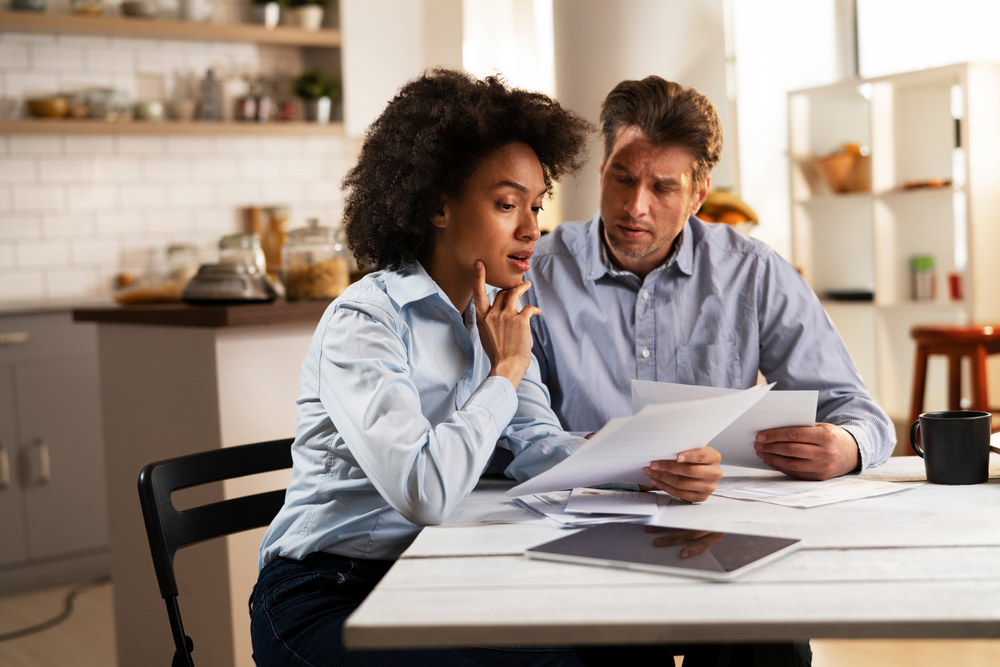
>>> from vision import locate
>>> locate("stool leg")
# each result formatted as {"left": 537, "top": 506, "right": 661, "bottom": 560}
{"left": 948, "top": 353, "right": 962, "bottom": 411}
{"left": 909, "top": 347, "right": 929, "bottom": 435}
{"left": 972, "top": 344, "right": 989, "bottom": 413}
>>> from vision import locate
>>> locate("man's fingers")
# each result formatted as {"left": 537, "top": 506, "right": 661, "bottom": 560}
{"left": 472, "top": 261, "right": 491, "bottom": 317}
{"left": 755, "top": 424, "right": 824, "bottom": 445}
{"left": 754, "top": 441, "right": 820, "bottom": 460}
{"left": 757, "top": 452, "right": 837, "bottom": 481}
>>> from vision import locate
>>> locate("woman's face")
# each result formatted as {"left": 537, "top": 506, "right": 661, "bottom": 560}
{"left": 432, "top": 142, "right": 545, "bottom": 291}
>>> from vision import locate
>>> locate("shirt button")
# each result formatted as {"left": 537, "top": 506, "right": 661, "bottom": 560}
{"left": 642, "top": 290, "right": 649, "bottom": 300}
{"left": 461, "top": 372, "right": 467, "bottom": 379}
{"left": 642, "top": 348, "right": 650, "bottom": 358}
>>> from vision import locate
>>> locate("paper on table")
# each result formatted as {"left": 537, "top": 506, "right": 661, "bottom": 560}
{"left": 713, "top": 476, "right": 917, "bottom": 508}
{"left": 507, "top": 384, "right": 774, "bottom": 496}
{"left": 564, "top": 488, "right": 659, "bottom": 516}
{"left": 631, "top": 380, "right": 817, "bottom": 470}
{"left": 512, "top": 491, "right": 648, "bottom": 527}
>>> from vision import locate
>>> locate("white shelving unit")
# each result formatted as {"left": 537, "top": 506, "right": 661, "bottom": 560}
{"left": 789, "top": 62, "right": 1000, "bottom": 423}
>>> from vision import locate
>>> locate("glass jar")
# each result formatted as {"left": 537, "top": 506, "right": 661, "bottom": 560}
{"left": 166, "top": 243, "right": 199, "bottom": 284}
{"left": 219, "top": 232, "right": 266, "bottom": 274}
{"left": 262, "top": 205, "right": 290, "bottom": 274}
{"left": 282, "top": 218, "right": 350, "bottom": 301}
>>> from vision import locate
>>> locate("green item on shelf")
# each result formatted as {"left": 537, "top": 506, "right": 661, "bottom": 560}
{"left": 294, "top": 70, "right": 341, "bottom": 100}
{"left": 911, "top": 255, "right": 935, "bottom": 271}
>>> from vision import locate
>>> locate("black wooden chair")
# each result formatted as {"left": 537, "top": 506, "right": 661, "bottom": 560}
{"left": 137, "top": 438, "right": 294, "bottom": 667}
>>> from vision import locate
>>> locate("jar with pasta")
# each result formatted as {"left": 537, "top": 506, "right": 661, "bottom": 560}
{"left": 281, "top": 218, "right": 350, "bottom": 301}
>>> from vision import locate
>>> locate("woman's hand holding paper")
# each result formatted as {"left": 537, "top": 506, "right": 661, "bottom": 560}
{"left": 642, "top": 447, "right": 723, "bottom": 503}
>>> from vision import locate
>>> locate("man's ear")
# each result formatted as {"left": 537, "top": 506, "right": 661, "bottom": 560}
{"left": 598, "top": 154, "right": 607, "bottom": 179}
{"left": 692, "top": 176, "right": 710, "bottom": 215}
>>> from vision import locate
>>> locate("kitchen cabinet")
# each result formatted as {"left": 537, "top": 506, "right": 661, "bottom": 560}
{"left": 0, "top": 312, "right": 109, "bottom": 595}
{"left": 789, "top": 62, "right": 1000, "bottom": 423}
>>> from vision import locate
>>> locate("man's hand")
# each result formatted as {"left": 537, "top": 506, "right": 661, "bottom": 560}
{"left": 754, "top": 423, "right": 860, "bottom": 480}
{"left": 642, "top": 447, "right": 722, "bottom": 503}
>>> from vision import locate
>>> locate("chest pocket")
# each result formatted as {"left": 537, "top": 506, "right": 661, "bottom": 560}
{"left": 676, "top": 341, "right": 741, "bottom": 388}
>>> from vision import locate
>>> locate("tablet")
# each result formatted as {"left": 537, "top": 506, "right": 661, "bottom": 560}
{"left": 525, "top": 523, "right": 801, "bottom": 581}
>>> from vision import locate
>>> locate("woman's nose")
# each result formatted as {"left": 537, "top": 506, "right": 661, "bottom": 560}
{"left": 518, "top": 210, "right": 541, "bottom": 241}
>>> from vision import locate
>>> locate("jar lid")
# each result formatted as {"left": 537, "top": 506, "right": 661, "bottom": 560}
{"left": 220, "top": 232, "right": 261, "bottom": 249}
{"left": 287, "top": 218, "right": 335, "bottom": 245}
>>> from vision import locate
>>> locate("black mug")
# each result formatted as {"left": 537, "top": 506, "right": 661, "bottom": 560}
{"left": 909, "top": 410, "right": 991, "bottom": 485}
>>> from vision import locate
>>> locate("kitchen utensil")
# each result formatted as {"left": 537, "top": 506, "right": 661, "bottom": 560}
{"left": 181, "top": 263, "right": 277, "bottom": 304}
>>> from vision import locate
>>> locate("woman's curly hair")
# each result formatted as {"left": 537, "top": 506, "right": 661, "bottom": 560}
{"left": 343, "top": 68, "right": 593, "bottom": 271}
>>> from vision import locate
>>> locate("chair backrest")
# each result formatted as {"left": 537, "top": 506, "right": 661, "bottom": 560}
{"left": 137, "top": 438, "right": 294, "bottom": 667}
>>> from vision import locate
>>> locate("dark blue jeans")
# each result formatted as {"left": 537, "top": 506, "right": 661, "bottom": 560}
{"left": 249, "top": 552, "right": 809, "bottom": 667}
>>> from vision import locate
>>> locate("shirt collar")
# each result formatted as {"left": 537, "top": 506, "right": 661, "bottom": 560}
{"left": 585, "top": 213, "right": 694, "bottom": 280}
{"left": 380, "top": 261, "right": 482, "bottom": 327}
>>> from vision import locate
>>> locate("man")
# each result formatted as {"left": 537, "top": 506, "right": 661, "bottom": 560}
{"left": 525, "top": 76, "right": 895, "bottom": 488}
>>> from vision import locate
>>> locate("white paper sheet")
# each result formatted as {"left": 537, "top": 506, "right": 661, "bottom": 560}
{"left": 564, "top": 488, "right": 659, "bottom": 516}
{"left": 712, "top": 476, "right": 917, "bottom": 508}
{"left": 507, "top": 384, "right": 774, "bottom": 496}
{"left": 512, "top": 491, "right": 647, "bottom": 527}
{"left": 631, "top": 380, "right": 817, "bottom": 470}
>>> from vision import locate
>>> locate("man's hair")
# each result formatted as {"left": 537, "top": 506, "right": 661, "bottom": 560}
{"left": 343, "top": 68, "right": 593, "bottom": 271}
{"left": 599, "top": 76, "right": 723, "bottom": 186}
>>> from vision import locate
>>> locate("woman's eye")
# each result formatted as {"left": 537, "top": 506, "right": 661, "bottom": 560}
{"left": 532, "top": 206, "right": 544, "bottom": 214}
{"left": 499, "top": 203, "right": 515, "bottom": 211}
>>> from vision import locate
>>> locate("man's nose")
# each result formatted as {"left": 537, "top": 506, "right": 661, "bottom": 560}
{"left": 624, "top": 184, "right": 650, "bottom": 219}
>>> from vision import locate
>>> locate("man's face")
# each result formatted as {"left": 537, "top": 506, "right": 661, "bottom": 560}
{"left": 598, "top": 126, "right": 709, "bottom": 275}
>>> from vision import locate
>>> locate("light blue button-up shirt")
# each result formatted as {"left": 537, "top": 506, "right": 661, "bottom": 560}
{"left": 524, "top": 214, "right": 895, "bottom": 471}
{"left": 259, "top": 263, "right": 584, "bottom": 566}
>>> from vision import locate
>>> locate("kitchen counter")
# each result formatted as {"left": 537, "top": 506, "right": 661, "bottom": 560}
{"left": 73, "top": 298, "right": 333, "bottom": 328}
{"left": 0, "top": 297, "right": 114, "bottom": 317}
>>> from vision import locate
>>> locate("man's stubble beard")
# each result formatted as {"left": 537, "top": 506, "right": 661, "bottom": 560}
{"left": 604, "top": 217, "right": 668, "bottom": 260}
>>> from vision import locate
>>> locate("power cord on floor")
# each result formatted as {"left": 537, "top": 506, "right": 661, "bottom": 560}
{"left": 0, "top": 575, "right": 112, "bottom": 642}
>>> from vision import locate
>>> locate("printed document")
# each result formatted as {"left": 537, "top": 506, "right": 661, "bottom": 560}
{"left": 713, "top": 476, "right": 916, "bottom": 508}
{"left": 564, "top": 488, "right": 659, "bottom": 516}
{"left": 507, "top": 384, "right": 773, "bottom": 496}
{"left": 632, "top": 380, "right": 817, "bottom": 470}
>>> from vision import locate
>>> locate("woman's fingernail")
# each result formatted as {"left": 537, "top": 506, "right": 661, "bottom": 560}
{"left": 677, "top": 454, "right": 686, "bottom": 463}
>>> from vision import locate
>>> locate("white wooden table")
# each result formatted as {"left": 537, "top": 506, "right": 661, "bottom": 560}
{"left": 343, "top": 456, "right": 1000, "bottom": 649}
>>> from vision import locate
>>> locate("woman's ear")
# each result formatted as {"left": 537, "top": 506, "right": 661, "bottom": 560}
{"left": 431, "top": 198, "right": 450, "bottom": 229}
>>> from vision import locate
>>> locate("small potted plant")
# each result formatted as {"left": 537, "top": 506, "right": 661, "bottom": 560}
{"left": 295, "top": 70, "right": 341, "bottom": 123}
{"left": 250, "top": 0, "right": 280, "bottom": 29}
{"left": 286, "top": 0, "right": 326, "bottom": 30}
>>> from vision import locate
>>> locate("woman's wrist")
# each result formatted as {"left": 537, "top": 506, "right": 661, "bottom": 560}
{"left": 488, "top": 360, "right": 525, "bottom": 390}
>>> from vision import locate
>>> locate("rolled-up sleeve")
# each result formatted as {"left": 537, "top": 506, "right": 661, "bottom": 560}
{"left": 318, "top": 302, "right": 518, "bottom": 526}
{"left": 756, "top": 251, "right": 895, "bottom": 470}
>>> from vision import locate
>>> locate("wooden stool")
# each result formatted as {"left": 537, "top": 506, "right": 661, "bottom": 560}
{"left": 909, "top": 324, "right": 1000, "bottom": 435}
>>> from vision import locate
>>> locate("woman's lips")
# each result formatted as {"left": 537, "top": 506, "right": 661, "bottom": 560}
{"left": 508, "top": 255, "right": 530, "bottom": 272}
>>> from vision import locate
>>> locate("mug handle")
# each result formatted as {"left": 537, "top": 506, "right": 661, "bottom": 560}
{"left": 909, "top": 420, "right": 924, "bottom": 458}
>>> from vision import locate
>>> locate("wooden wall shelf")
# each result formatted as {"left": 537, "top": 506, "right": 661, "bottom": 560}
{"left": 0, "top": 10, "right": 341, "bottom": 47}
{"left": 0, "top": 118, "right": 344, "bottom": 135}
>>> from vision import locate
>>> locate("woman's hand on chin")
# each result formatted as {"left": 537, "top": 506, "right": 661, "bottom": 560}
{"left": 473, "top": 261, "right": 541, "bottom": 391}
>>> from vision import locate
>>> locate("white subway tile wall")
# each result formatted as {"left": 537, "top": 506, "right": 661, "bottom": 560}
{"left": 0, "top": 31, "right": 357, "bottom": 302}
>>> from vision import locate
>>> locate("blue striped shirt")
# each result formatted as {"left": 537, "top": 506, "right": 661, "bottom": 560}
{"left": 524, "top": 214, "right": 895, "bottom": 471}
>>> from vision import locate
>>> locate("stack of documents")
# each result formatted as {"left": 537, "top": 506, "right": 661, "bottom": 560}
{"left": 513, "top": 488, "right": 660, "bottom": 528}
{"left": 712, "top": 476, "right": 915, "bottom": 508}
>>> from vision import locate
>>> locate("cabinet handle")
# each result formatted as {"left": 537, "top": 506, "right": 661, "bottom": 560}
{"left": 24, "top": 439, "right": 50, "bottom": 486}
{"left": 0, "top": 332, "right": 31, "bottom": 346}
{"left": 0, "top": 446, "right": 8, "bottom": 489}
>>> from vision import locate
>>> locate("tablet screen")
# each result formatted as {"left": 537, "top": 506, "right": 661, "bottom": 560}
{"left": 525, "top": 523, "right": 801, "bottom": 580}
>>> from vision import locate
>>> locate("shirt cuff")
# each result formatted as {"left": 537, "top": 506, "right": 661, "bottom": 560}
{"left": 839, "top": 423, "right": 869, "bottom": 473}
{"left": 463, "top": 376, "right": 519, "bottom": 440}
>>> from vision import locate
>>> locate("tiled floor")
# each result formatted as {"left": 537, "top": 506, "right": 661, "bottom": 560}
{"left": 2, "top": 579, "right": 1000, "bottom": 666}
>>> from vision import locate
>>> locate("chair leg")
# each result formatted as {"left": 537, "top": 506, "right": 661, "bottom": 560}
{"left": 909, "top": 347, "right": 929, "bottom": 448}
{"left": 948, "top": 353, "right": 962, "bottom": 411}
{"left": 972, "top": 344, "right": 989, "bottom": 413}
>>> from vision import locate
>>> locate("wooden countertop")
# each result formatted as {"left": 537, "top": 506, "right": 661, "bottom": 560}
{"left": 72, "top": 299, "right": 332, "bottom": 328}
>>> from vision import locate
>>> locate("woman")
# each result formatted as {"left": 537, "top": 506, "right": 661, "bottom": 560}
{"left": 250, "top": 69, "right": 677, "bottom": 666}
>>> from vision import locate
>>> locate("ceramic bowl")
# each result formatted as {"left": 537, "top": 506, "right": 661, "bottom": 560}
{"left": 121, "top": 0, "right": 157, "bottom": 18}
{"left": 26, "top": 97, "right": 69, "bottom": 119}
{"left": 10, "top": 0, "right": 46, "bottom": 11}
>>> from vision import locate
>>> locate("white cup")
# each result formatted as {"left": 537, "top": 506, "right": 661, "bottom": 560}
{"left": 180, "top": 0, "right": 217, "bottom": 22}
